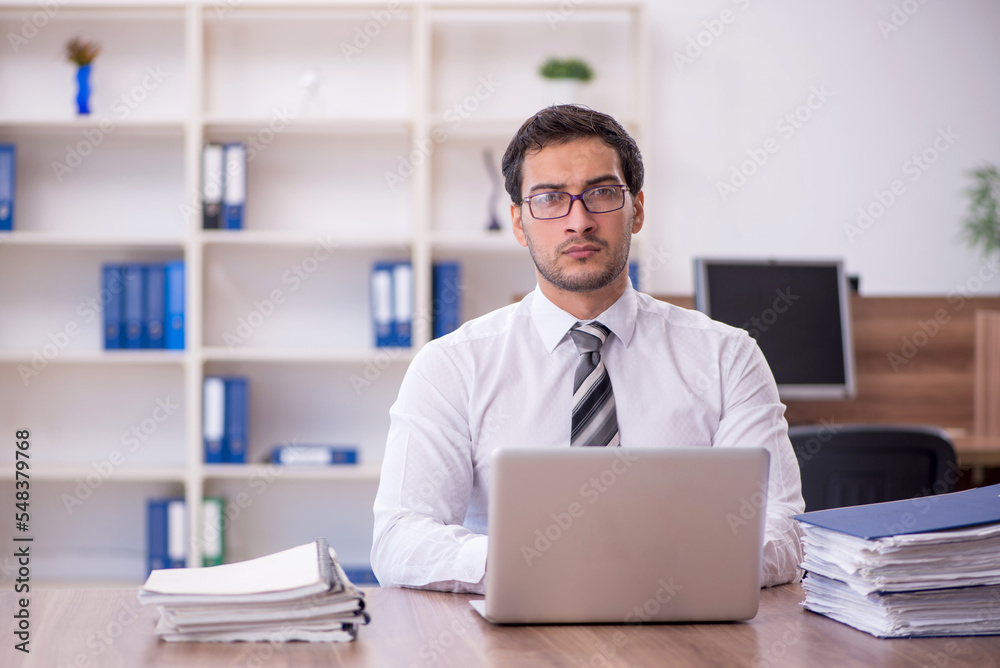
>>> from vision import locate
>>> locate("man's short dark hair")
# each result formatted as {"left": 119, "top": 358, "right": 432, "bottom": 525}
{"left": 501, "top": 105, "right": 644, "bottom": 204}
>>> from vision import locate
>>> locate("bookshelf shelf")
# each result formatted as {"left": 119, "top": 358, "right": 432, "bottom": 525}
{"left": 201, "top": 346, "right": 415, "bottom": 364}
{"left": 0, "top": 119, "right": 187, "bottom": 133}
{"left": 0, "top": 232, "right": 187, "bottom": 248}
{"left": 429, "top": 231, "right": 524, "bottom": 252}
{"left": 199, "top": 229, "right": 412, "bottom": 250}
{"left": 203, "top": 463, "right": 381, "bottom": 482}
{"left": 202, "top": 116, "right": 411, "bottom": 135}
{"left": 0, "top": 350, "right": 187, "bottom": 365}
{"left": 0, "top": 0, "right": 647, "bottom": 582}
{"left": 0, "top": 465, "right": 187, "bottom": 483}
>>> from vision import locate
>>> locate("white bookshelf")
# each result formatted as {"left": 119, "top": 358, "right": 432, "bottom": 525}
{"left": 0, "top": 0, "right": 648, "bottom": 585}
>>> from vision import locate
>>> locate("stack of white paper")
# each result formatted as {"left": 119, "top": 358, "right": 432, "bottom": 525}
{"left": 138, "top": 539, "right": 368, "bottom": 642}
{"left": 795, "top": 483, "right": 1000, "bottom": 638}
{"left": 799, "top": 523, "right": 1000, "bottom": 637}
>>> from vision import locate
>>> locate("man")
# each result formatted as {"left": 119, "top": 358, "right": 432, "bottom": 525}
{"left": 371, "top": 105, "right": 804, "bottom": 593}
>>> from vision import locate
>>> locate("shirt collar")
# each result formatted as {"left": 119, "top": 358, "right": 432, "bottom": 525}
{"left": 530, "top": 282, "right": 638, "bottom": 353}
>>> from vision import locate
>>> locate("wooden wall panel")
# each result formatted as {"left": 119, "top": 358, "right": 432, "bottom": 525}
{"left": 975, "top": 310, "right": 1000, "bottom": 436}
{"left": 654, "top": 295, "right": 1000, "bottom": 432}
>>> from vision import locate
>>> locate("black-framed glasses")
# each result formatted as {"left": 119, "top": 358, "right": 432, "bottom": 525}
{"left": 523, "top": 184, "right": 630, "bottom": 220}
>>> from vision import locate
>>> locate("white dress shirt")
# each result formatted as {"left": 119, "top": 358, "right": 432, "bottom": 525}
{"left": 371, "top": 285, "right": 805, "bottom": 593}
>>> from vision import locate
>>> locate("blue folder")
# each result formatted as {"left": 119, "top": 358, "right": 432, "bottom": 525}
{"left": 270, "top": 444, "right": 358, "bottom": 466}
{"left": 165, "top": 260, "right": 185, "bottom": 350}
{"left": 144, "top": 264, "right": 166, "bottom": 349}
{"left": 794, "top": 482, "right": 1000, "bottom": 539}
{"left": 628, "top": 260, "right": 640, "bottom": 291}
{"left": 224, "top": 377, "right": 248, "bottom": 464}
{"left": 146, "top": 499, "right": 169, "bottom": 575}
{"left": 0, "top": 144, "right": 14, "bottom": 230}
{"left": 432, "top": 261, "right": 461, "bottom": 339}
{"left": 371, "top": 261, "right": 395, "bottom": 347}
{"left": 102, "top": 264, "right": 124, "bottom": 349}
{"left": 123, "top": 264, "right": 145, "bottom": 349}
{"left": 392, "top": 261, "right": 412, "bottom": 347}
{"left": 221, "top": 143, "right": 246, "bottom": 230}
{"left": 202, "top": 376, "right": 226, "bottom": 464}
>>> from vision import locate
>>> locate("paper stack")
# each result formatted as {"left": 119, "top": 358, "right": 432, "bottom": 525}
{"left": 138, "top": 538, "right": 369, "bottom": 642}
{"left": 795, "top": 483, "right": 1000, "bottom": 638}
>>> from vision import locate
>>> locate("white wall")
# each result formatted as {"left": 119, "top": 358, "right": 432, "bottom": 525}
{"left": 642, "top": 0, "right": 1000, "bottom": 295}
{"left": 31, "top": 0, "right": 997, "bottom": 296}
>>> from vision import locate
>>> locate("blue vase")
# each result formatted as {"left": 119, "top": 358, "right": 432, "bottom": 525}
{"left": 75, "top": 64, "right": 91, "bottom": 115}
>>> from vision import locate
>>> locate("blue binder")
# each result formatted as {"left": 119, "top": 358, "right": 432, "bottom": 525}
{"left": 341, "top": 565, "right": 379, "bottom": 585}
{"left": 432, "top": 261, "right": 461, "bottom": 339}
{"left": 122, "top": 264, "right": 145, "bottom": 349}
{"left": 146, "top": 499, "right": 169, "bottom": 575}
{"left": 628, "top": 260, "right": 640, "bottom": 291}
{"left": 392, "top": 261, "right": 413, "bottom": 347}
{"left": 795, "top": 482, "right": 1000, "bottom": 539}
{"left": 0, "top": 144, "right": 13, "bottom": 231}
{"left": 221, "top": 143, "right": 246, "bottom": 230}
{"left": 102, "top": 264, "right": 124, "bottom": 349}
{"left": 270, "top": 444, "right": 358, "bottom": 466}
{"left": 164, "top": 260, "right": 185, "bottom": 350}
{"left": 224, "top": 377, "right": 248, "bottom": 464}
{"left": 144, "top": 264, "right": 166, "bottom": 349}
{"left": 202, "top": 376, "right": 226, "bottom": 464}
{"left": 202, "top": 143, "right": 224, "bottom": 230}
{"left": 371, "top": 262, "right": 395, "bottom": 347}
{"left": 165, "top": 498, "right": 187, "bottom": 568}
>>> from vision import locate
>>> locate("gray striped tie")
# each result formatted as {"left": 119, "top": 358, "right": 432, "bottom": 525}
{"left": 570, "top": 322, "right": 620, "bottom": 447}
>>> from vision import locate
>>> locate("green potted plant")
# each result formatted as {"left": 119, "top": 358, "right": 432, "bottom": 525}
{"left": 65, "top": 37, "right": 100, "bottom": 115}
{"left": 538, "top": 57, "right": 594, "bottom": 105}
{"left": 962, "top": 164, "right": 1000, "bottom": 260}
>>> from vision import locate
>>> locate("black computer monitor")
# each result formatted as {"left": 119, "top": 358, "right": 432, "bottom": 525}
{"left": 694, "top": 258, "right": 856, "bottom": 401}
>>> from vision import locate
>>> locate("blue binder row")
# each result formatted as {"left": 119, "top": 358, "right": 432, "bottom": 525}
{"left": 202, "top": 376, "right": 249, "bottom": 464}
{"left": 0, "top": 144, "right": 14, "bottom": 231}
{"left": 370, "top": 260, "right": 413, "bottom": 347}
{"left": 432, "top": 261, "right": 461, "bottom": 339}
{"left": 102, "top": 261, "right": 184, "bottom": 350}
{"left": 147, "top": 497, "right": 226, "bottom": 576}
{"left": 201, "top": 142, "right": 246, "bottom": 230}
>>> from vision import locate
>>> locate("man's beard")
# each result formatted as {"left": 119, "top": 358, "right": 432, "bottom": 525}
{"left": 524, "top": 223, "right": 633, "bottom": 293}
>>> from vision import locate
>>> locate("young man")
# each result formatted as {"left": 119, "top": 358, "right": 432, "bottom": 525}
{"left": 371, "top": 105, "right": 804, "bottom": 593}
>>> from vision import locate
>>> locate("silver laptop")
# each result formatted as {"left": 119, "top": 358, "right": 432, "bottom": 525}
{"left": 471, "top": 447, "right": 770, "bottom": 624}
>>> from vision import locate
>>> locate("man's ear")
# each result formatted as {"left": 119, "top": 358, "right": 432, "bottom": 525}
{"left": 511, "top": 202, "right": 528, "bottom": 247}
{"left": 631, "top": 190, "right": 645, "bottom": 234}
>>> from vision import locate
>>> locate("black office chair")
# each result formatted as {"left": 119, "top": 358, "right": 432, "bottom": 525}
{"left": 787, "top": 424, "right": 959, "bottom": 512}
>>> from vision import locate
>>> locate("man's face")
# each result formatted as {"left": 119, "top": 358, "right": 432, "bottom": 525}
{"left": 511, "top": 137, "right": 644, "bottom": 295}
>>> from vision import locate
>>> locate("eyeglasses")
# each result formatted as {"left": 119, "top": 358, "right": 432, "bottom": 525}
{"left": 522, "top": 184, "right": 630, "bottom": 220}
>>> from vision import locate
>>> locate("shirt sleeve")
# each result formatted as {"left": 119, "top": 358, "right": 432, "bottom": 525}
{"left": 711, "top": 332, "right": 806, "bottom": 588}
{"left": 370, "top": 343, "right": 489, "bottom": 594}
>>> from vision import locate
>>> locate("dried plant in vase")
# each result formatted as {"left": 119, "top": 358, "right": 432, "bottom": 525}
{"left": 65, "top": 37, "right": 100, "bottom": 115}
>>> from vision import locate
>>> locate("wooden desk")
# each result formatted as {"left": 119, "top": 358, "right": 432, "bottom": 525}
{"left": 953, "top": 434, "right": 1000, "bottom": 486}
{"left": 3, "top": 585, "right": 1000, "bottom": 667}
{"left": 954, "top": 434, "right": 1000, "bottom": 468}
